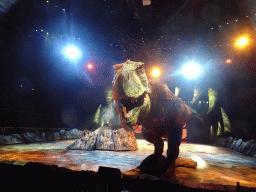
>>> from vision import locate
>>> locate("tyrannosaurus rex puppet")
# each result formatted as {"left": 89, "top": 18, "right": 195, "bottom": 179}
{"left": 112, "top": 60, "right": 197, "bottom": 174}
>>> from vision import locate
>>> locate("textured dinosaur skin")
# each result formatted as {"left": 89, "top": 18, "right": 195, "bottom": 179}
{"left": 112, "top": 60, "right": 193, "bottom": 170}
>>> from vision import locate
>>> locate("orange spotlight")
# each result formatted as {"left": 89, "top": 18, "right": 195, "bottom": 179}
{"left": 151, "top": 68, "right": 161, "bottom": 78}
{"left": 238, "top": 37, "right": 247, "bottom": 46}
{"left": 226, "top": 59, "right": 232, "bottom": 64}
{"left": 235, "top": 36, "right": 249, "bottom": 48}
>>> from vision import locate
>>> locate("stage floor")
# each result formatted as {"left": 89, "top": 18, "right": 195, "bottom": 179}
{"left": 0, "top": 139, "right": 256, "bottom": 189}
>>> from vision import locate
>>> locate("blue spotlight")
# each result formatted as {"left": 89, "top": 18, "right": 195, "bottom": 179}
{"left": 181, "top": 62, "right": 201, "bottom": 79}
{"left": 64, "top": 46, "right": 80, "bottom": 59}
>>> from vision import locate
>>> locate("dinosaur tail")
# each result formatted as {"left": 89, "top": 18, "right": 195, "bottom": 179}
{"left": 191, "top": 109, "right": 204, "bottom": 122}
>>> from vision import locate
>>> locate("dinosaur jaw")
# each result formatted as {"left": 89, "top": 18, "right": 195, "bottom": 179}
{"left": 114, "top": 93, "right": 151, "bottom": 127}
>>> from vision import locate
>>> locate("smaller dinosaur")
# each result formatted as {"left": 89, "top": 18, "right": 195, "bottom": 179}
{"left": 112, "top": 60, "right": 200, "bottom": 174}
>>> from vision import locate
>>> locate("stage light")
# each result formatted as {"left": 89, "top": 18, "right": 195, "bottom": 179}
{"left": 181, "top": 62, "right": 201, "bottom": 79}
{"left": 87, "top": 64, "right": 93, "bottom": 70}
{"left": 238, "top": 38, "right": 247, "bottom": 46}
{"left": 235, "top": 36, "right": 249, "bottom": 48}
{"left": 151, "top": 68, "right": 161, "bottom": 78}
{"left": 226, "top": 59, "right": 232, "bottom": 64}
{"left": 64, "top": 46, "right": 80, "bottom": 59}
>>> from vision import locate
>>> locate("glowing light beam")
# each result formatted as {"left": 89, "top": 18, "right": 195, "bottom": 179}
{"left": 235, "top": 36, "right": 249, "bottom": 49}
{"left": 181, "top": 62, "right": 201, "bottom": 79}
{"left": 226, "top": 59, "right": 232, "bottom": 64}
{"left": 151, "top": 68, "right": 161, "bottom": 78}
{"left": 238, "top": 37, "right": 247, "bottom": 46}
{"left": 87, "top": 64, "right": 93, "bottom": 69}
{"left": 64, "top": 46, "right": 80, "bottom": 59}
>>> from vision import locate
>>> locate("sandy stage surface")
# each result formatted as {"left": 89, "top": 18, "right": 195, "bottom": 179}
{"left": 0, "top": 139, "right": 256, "bottom": 189}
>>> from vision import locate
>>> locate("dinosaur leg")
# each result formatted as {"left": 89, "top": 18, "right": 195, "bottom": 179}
{"left": 153, "top": 137, "right": 164, "bottom": 155}
{"left": 166, "top": 124, "right": 182, "bottom": 168}
{"left": 140, "top": 127, "right": 166, "bottom": 176}
{"left": 142, "top": 127, "right": 164, "bottom": 155}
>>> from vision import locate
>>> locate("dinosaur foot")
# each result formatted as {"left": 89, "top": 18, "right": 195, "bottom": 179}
{"left": 137, "top": 154, "right": 168, "bottom": 177}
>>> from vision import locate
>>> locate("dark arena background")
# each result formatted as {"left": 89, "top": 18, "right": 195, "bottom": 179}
{"left": 0, "top": 0, "right": 256, "bottom": 191}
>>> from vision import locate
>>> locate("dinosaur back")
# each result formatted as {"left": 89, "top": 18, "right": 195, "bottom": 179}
{"left": 148, "top": 80, "right": 192, "bottom": 126}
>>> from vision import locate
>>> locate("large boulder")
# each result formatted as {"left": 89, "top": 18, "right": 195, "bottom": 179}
{"left": 66, "top": 130, "right": 97, "bottom": 150}
{"left": 237, "top": 139, "right": 255, "bottom": 153}
{"left": 225, "top": 136, "right": 234, "bottom": 148}
{"left": 11, "top": 134, "right": 23, "bottom": 144}
{"left": 0, "top": 135, "right": 5, "bottom": 145}
{"left": 95, "top": 127, "right": 115, "bottom": 150}
{"left": 1, "top": 135, "right": 17, "bottom": 144}
{"left": 22, "top": 132, "right": 37, "bottom": 142}
{"left": 215, "top": 137, "right": 227, "bottom": 147}
{"left": 232, "top": 138, "right": 243, "bottom": 151}
{"left": 66, "top": 126, "right": 138, "bottom": 151}
{"left": 60, "top": 129, "right": 73, "bottom": 140}
{"left": 44, "top": 132, "right": 55, "bottom": 141}
{"left": 53, "top": 132, "right": 61, "bottom": 140}
{"left": 113, "top": 128, "right": 138, "bottom": 151}
{"left": 245, "top": 143, "right": 256, "bottom": 156}
{"left": 68, "top": 128, "right": 84, "bottom": 139}
{"left": 0, "top": 128, "right": 86, "bottom": 145}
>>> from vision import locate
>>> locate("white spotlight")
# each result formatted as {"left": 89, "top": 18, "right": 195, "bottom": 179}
{"left": 64, "top": 46, "right": 80, "bottom": 59}
{"left": 182, "top": 62, "right": 201, "bottom": 79}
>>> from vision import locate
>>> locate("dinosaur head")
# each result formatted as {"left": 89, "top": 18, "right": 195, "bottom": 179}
{"left": 112, "top": 60, "right": 151, "bottom": 127}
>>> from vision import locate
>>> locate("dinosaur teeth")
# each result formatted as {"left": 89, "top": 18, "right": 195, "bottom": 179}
{"left": 130, "top": 98, "right": 138, "bottom": 103}
{"left": 122, "top": 106, "right": 132, "bottom": 119}
{"left": 125, "top": 112, "right": 131, "bottom": 119}
{"left": 123, "top": 106, "right": 127, "bottom": 116}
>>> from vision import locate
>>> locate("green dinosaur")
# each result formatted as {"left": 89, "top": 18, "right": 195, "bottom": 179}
{"left": 112, "top": 60, "right": 199, "bottom": 173}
